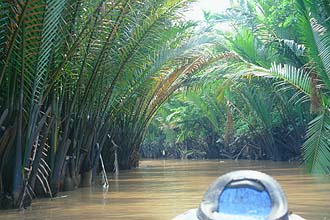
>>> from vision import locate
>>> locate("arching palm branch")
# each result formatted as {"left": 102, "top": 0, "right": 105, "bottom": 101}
{"left": 215, "top": 0, "right": 330, "bottom": 173}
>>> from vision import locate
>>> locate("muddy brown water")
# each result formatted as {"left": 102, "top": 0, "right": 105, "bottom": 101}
{"left": 0, "top": 160, "right": 330, "bottom": 220}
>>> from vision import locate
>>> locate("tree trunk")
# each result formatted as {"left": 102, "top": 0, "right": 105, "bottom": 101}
{"left": 51, "top": 139, "right": 71, "bottom": 194}
{"left": 80, "top": 169, "right": 92, "bottom": 187}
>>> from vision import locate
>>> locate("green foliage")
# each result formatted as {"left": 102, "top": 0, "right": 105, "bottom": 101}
{"left": 145, "top": 0, "right": 325, "bottom": 168}
{"left": 303, "top": 111, "right": 330, "bottom": 173}
{"left": 0, "top": 0, "right": 218, "bottom": 208}
{"left": 142, "top": 86, "right": 225, "bottom": 159}
{"left": 216, "top": 0, "right": 330, "bottom": 173}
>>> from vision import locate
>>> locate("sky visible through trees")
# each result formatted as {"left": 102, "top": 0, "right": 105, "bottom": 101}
{"left": 185, "top": 0, "right": 231, "bottom": 21}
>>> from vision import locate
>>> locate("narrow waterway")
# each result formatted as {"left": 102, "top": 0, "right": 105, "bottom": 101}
{"left": 0, "top": 160, "right": 329, "bottom": 220}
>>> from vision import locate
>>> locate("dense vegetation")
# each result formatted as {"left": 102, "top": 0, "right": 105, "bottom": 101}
{"left": 0, "top": 0, "right": 218, "bottom": 209}
{"left": 143, "top": 0, "right": 330, "bottom": 173}
{"left": 1, "top": 0, "right": 330, "bottom": 210}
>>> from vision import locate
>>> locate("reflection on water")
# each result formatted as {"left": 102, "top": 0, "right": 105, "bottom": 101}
{"left": 0, "top": 160, "right": 329, "bottom": 220}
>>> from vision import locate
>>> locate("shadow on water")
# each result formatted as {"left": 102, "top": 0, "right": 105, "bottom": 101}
{"left": 0, "top": 160, "right": 329, "bottom": 220}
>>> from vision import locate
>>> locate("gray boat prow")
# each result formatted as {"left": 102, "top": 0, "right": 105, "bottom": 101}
{"left": 172, "top": 170, "right": 306, "bottom": 220}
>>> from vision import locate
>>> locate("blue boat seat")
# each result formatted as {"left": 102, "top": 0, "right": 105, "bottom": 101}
{"left": 173, "top": 170, "right": 305, "bottom": 220}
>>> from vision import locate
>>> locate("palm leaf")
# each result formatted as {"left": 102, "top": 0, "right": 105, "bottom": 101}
{"left": 241, "top": 87, "right": 273, "bottom": 128}
{"left": 231, "top": 61, "right": 311, "bottom": 103}
{"left": 99, "top": 0, "right": 191, "bottom": 111}
{"left": 0, "top": 0, "right": 29, "bottom": 86}
{"left": 280, "top": 39, "right": 306, "bottom": 57}
{"left": 0, "top": 1, "right": 10, "bottom": 58}
{"left": 270, "top": 63, "right": 311, "bottom": 103}
{"left": 303, "top": 111, "right": 330, "bottom": 173}
{"left": 187, "top": 92, "right": 221, "bottom": 131}
{"left": 310, "top": 18, "right": 330, "bottom": 83}
{"left": 32, "top": 0, "right": 66, "bottom": 105}
{"left": 294, "top": 1, "right": 330, "bottom": 89}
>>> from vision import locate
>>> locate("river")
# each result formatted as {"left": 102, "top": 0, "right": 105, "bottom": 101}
{"left": 0, "top": 160, "right": 329, "bottom": 220}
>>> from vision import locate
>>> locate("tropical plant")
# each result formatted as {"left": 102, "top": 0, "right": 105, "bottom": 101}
{"left": 0, "top": 0, "right": 219, "bottom": 209}
{"left": 144, "top": 0, "right": 326, "bottom": 166}
{"left": 210, "top": 0, "right": 330, "bottom": 173}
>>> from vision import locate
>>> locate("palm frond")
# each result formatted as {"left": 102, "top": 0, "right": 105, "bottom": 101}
{"left": 32, "top": 0, "right": 66, "bottom": 105}
{"left": 270, "top": 63, "right": 311, "bottom": 104}
{"left": 0, "top": 1, "right": 10, "bottom": 58}
{"left": 229, "top": 61, "right": 310, "bottom": 99}
{"left": 303, "top": 111, "right": 330, "bottom": 174}
{"left": 0, "top": 0, "right": 28, "bottom": 86}
{"left": 99, "top": 0, "right": 197, "bottom": 112}
{"left": 187, "top": 92, "right": 221, "bottom": 131}
{"left": 241, "top": 87, "right": 273, "bottom": 128}
{"left": 310, "top": 18, "right": 330, "bottom": 82}
{"left": 281, "top": 39, "right": 306, "bottom": 57}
